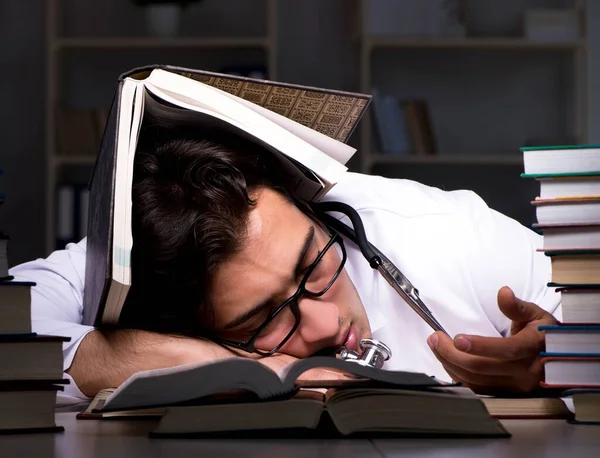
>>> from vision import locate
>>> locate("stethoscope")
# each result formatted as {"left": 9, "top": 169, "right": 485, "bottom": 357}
{"left": 311, "top": 201, "right": 449, "bottom": 370}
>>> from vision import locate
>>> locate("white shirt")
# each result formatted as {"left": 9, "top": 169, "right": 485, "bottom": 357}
{"left": 323, "top": 173, "right": 561, "bottom": 377}
{"left": 10, "top": 172, "right": 561, "bottom": 405}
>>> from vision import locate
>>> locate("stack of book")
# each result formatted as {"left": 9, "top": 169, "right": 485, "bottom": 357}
{"left": 521, "top": 144, "right": 600, "bottom": 425}
{"left": 0, "top": 171, "right": 70, "bottom": 434}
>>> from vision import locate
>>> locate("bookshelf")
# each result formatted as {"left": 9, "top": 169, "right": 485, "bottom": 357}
{"left": 357, "top": 0, "right": 589, "bottom": 175}
{"left": 44, "top": 0, "right": 278, "bottom": 254}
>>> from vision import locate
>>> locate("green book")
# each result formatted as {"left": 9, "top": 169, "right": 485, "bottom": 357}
{"left": 521, "top": 171, "right": 600, "bottom": 179}
{"left": 520, "top": 144, "right": 600, "bottom": 152}
{"left": 521, "top": 144, "right": 600, "bottom": 176}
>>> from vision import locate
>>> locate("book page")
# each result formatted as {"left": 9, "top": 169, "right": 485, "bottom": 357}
{"left": 278, "top": 356, "right": 446, "bottom": 392}
{"left": 142, "top": 90, "right": 325, "bottom": 201}
{"left": 100, "top": 358, "right": 290, "bottom": 412}
{"left": 143, "top": 70, "right": 347, "bottom": 194}
{"left": 105, "top": 79, "right": 142, "bottom": 324}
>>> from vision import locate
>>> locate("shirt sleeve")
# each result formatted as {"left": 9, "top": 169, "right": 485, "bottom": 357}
{"left": 453, "top": 190, "right": 562, "bottom": 336}
{"left": 9, "top": 238, "right": 94, "bottom": 404}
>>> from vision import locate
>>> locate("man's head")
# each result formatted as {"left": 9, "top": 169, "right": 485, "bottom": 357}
{"left": 123, "top": 127, "right": 371, "bottom": 357}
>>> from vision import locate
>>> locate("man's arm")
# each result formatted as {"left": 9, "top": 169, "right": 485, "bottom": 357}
{"left": 428, "top": 191, "right": 560, "bottom": 393}
{"left": 68, "top": 329, "right": 234, "bottom": 397}
{"left": 8, "top": 240, "right": 232, "bottom": 401}
{"left": 11, "top": 240, "right": 344, "bottom": 401}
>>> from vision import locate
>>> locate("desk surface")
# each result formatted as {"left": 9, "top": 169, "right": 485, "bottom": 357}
{"left": 0, "top": 413, "right": 599, "bottom": 458}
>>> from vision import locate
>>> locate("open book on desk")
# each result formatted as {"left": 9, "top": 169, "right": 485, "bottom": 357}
{"left": 84, "top": 65, "right": 370, "bottom": 328}
{"left": 80, "top": 386, "right": 510, "bottom": 438}
{"left": 94, "top": 356, "right": 446, "bottom": 413}
{"left": 85, "top": 356, "right": 508, "bottom": 438}
{"left": 150, "top": 386, "right": 509, "bottom": 438}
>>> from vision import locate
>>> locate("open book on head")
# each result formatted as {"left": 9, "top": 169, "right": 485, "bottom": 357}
{"left": 83, "top": 65, "right": 370, "bottom": 328}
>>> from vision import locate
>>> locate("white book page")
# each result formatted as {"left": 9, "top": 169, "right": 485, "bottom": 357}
{"left": 206, "top": 82, "right": 356, "bottom": 165}
{"left": 143, "top": 70, "right": 347, "bottom": 188}
{"left": 120, "top": 81, "right": 145, "bottom": 287}
{"left": 142, "top": 94, "right": 324, "bottom": 201}
{"left": 111, "top": 80, "right": 138, "bottom": 285}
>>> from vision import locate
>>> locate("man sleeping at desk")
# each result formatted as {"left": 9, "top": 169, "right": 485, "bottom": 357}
{"left": 10, "top": 126, "right": 560, "bottom": 406}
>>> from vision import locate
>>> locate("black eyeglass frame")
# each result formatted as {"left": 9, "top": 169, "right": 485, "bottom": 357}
{"left": 212, "top": 230, "right": 347, "bottom": 356}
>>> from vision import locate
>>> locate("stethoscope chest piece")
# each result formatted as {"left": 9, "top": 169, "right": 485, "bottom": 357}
{"left": 339, "top": 338, "right": 392, "bottom": 369}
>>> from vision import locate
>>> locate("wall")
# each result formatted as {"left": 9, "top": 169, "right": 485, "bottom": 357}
{"left": 0, "top": 0, "right": 46, "bottom": 266}
{"left": 0, "top": 0, "right": 597, "bottom": 265}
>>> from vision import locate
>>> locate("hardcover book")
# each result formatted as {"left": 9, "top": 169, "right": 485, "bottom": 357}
{"left": 82, "top": 356, "right": 508, "bottom": 438}
{"left": 83, "top": 65, "right": 371, "bottom": 327}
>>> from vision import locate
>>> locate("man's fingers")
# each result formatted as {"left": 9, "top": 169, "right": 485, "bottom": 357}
{"left": 443, "top": 366, "right": 520, "bottom": 395}
{"left": 452, "top": 329, "right": 543, "bottom": 361}
{"left": 434, "top": 355, "right": 515, "bottom": 388}
{"left": 428, "top": 332, "right": 525, "bottom": 374}
{"left": 497, "top": 286, "right": 549, "bottom": 323}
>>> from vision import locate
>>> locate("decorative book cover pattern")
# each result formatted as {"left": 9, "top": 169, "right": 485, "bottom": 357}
{"left": 175, "top": 72, "right": 369, "bottom": 143}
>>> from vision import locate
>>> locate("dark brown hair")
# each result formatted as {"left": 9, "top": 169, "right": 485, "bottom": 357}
{"left": 119, "top": 122, "right": 292, "bottom": 336}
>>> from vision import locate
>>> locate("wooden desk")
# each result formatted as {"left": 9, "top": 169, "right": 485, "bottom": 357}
{"left": 0, "top": 413, "right": 598, "bottom": 457}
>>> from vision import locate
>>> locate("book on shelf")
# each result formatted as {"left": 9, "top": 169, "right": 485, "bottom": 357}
{"left": 0, "top": 281, "right": 35, "bottom": 335}
{"left": 84, "top": 64, "right": 370, "bottom": 328}
{"left": 370, "top": 89, "right": 436, "bottom": 156}
{"left": 562, "top": 389, "right": 600, "bottom": 424}
{"left": 520, "top": 144, "right": 600, "bottom": 175}
{"left": 370, "top": 88, "right": 408, "bottom": 155}
{"left": 0, "top": 384, "right": 65, "bottom": 435}
{"left": 55, "top": 183, "right": 90, "bottom": 250}
{"left": 540, "top": 356, "right": 600, "bottom": 388}
{"left": 545, "top": 250, "right": 600, "bottom": 285}
{"left": 521, "top": 173, "right": 600, "bottom": 200}
{"left": 0, "top": 234, "right": 10, "bottom": 281}
{"left": 533, "top": 223, "right": 600, "bottom": 251}
{"left": 539, "top": 325, "right": 600, "bottom": 355}
{"left": 146, "top": 386, "right": 508, "bottom": 438}
{"left": 531, "top": 197, "right": 600, "bottom": 226}
{"left": 554, "top": 285, "right": 600, "bottom": 324}
{"left": 406, "top": 99, "right": 436, "bottom": 156}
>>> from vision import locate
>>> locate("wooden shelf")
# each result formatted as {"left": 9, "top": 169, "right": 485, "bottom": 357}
{"left": 364, "top": 36, "right": 586, "bottom": 51}
{"left": 368, "top": 154, "right": 524, "bottom": 166}
{"left": 53, "top": 37, "right": 271, "bottom": 50}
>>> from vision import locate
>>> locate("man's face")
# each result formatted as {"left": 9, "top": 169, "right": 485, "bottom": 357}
{"left": 210, "top": 188, "right": 371, "bottom": 358}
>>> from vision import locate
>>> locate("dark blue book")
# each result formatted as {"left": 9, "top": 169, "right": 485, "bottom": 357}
{"left": 539, "top": 324, "right": 600, "bottom": 355}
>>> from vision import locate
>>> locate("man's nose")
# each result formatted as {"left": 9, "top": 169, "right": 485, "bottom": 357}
{"left": 295, "top": 297, "right": 339, "bottom": 343}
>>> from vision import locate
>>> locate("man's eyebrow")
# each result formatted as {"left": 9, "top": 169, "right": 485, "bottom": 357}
{"left": 223, "top": 226, "right": 316, "bottom": 331}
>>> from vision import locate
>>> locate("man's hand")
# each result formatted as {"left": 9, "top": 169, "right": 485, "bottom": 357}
{"left": 427, "top": 286, "right": 557, "bottom": 394}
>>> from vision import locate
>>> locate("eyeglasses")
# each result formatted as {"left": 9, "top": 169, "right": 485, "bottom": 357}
{"left": 213, "top": 230, "right": 346, "bottom": 356}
